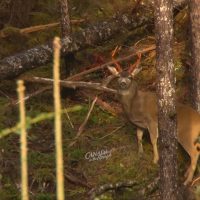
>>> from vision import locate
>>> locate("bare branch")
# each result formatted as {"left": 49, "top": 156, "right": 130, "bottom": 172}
{"left": 69, "top": 96, "right": 98, "bottom": 148}
{"left": 23, "top": 77, "right": 117, "bottom": 94}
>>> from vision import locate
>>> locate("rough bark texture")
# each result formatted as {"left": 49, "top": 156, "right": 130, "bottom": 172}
{"left": 189, "top": 0, "right": 200, "bottom": 113}
{"left": 154, "top": 0, "right": 179, "bottom": 200}
{"left": 59, "top": 0, "right": 71, "bottom": 38}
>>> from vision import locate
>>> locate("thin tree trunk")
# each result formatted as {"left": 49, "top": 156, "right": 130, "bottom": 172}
{"left": 189, "top": 0, "right": 200, "bottom": 113}
{"left": 59, "top": 0, "right": 71, "bottom": 38}
{"left": 59, "top": 0, "right": 74, "bottom": 78}
{"left": 154, "top": 0, "right": 179, "bottom": 199}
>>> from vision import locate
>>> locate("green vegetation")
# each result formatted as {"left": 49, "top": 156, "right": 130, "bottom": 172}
{"left": 0, "top": 0, "right": 199, "bottom": 199}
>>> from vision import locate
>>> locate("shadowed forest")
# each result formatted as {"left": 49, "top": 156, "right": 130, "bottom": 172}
{"left": 0, "top": 0, "right": 200, "bottom": 200}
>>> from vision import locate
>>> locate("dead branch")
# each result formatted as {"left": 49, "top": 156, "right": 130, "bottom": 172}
{"left": 95, "top": 97, "right": 120, "bottom": 116}
{"left": 9, "top": 86, "right": 51, "bottom": 106}
{"left": 0, "top": 20, "right": 85, "bottom": 38}
{"left": 23, "top": 77, "right": 117, "bottom": 94}
{"left": 67, "top": 45, "right": 156, "bottom": 81}
{"left": 88, "top": 180, "right": 138, "bottom": 200}
{"left": 88, "top": 177, "right": 160, "bottom": 200}
{"left": 65, "top": 173, "right": 91, "bottom": 189}
{"left": 69, "top": 96, "right": 98, "bottom": 148}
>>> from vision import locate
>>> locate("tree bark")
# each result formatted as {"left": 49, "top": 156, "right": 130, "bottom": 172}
{"left": 188, "top": 0, "right": 200, "bottom": 113}
{"left": 59, "top": 0, "right": 71, "bottom": 38}
{"left": 154, "top": 0, "right": 179, "bottom": 200}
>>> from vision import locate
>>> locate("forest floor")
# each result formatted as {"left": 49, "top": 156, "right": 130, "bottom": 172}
{"left": 0, "top": 0, "right": 199, "bottom": 199}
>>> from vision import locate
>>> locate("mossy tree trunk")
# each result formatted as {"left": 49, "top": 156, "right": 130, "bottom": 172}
{"left": 154, "top": 0, "right": 179, "bottom": 199}
{"left": 189, "top": 0, "right": 200, "bottom": 113}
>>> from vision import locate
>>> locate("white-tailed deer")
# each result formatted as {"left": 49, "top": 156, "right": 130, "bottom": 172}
{"left": 107, "top": 53, "right": 200, "bottom": 185}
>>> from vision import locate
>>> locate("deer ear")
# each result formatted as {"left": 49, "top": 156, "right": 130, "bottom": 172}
{"left": 131, "top": 68, "right": 142, "bottom": 78}
{"left": 107, "top": 66, "right": 119, "bottom": 76}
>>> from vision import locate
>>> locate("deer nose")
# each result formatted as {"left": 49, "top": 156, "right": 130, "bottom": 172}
{"left": 120, "top": 81, "right": 127, "bottom": 88}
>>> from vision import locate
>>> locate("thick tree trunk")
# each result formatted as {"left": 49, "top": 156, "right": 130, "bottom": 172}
{"left": 154, "top": 0, "right": 179, "bottom": 200}
{"left": 189, "top": 0, "right": 200, "bottom": 113}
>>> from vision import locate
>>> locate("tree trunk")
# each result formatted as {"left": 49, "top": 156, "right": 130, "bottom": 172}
{"left": 59, "top": 0, "right": 71, "bottom": 38}
{"left": 59, "top": 0, "right": 74, "bottom": 78}
{"left": 189, "top": 0, "right": 200, "bottom": 113}
{"left": 154, "top": 0, "right": 179, "bottom": 200}
{"left": 59, "top": 0, "right": 78, "bottom": 97}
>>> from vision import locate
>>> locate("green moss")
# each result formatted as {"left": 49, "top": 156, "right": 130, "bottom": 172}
{"left": 67, "top": 187, "right": 86, "bottom": 197}
{"left": 0, "top": 184, "right": 20, "bottom": 200}
{"left": 35, "top": 193, "right": 55, "bottom": 200}
{"left": 30, "top": 12, "right": 55, "bottom": 25}
{"left": 29, "top": 151, "right": 55, "bottom": 168}
{"left": 33, "top": 168, "right": 55, "bottom": 190}
{"left": 1, "top": 26, "right": 21, "bottom": 37}
{"left": 69, "top": 148, "right": 86, "bottom": 161}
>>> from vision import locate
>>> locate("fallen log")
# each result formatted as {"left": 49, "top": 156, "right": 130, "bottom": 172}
{"left": 0, "top": 0, "right": 187, "bottom": 80}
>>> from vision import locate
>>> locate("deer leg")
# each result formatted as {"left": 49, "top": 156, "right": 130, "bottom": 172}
{"left": 184, "top": 152, "right": 199, "bottom": 185}
{"left": 148, "top": 125, "right": 159, "bottom": 164}
{"left": 136, "top": 128, "right": 144, "bottom": 155}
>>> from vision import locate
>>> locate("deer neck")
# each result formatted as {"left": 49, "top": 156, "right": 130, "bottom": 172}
{"left": 118, "top": 82, "right": 138, "bottom": 113}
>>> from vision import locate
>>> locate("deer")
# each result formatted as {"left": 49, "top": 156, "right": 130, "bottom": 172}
{"left": 106, "top": 51, "right": 200, "bottom": 185}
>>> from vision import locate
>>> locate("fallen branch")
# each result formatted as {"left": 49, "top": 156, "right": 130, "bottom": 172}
{"left": 69, "top": 96, "right": 98, "bottom": 148}
{"left": 81, "top": 90, "right": 120, "bottom": 117}
{"left": 88, "top": 177, "right": 159, "bottom": 200}
{"left": 23, "top": 77, "right": 117, "bottom": 94}
{"left": 88, "top": 180, "right": 138, "bottom": 200}
{"left": 0, "top": 19, "right": 85, "bottom": 38}
{"left": 66, "top": 173, "right": 91, "bottom": 189}
{"left": 10, "top": 86, "right": 51, "bottom": 106}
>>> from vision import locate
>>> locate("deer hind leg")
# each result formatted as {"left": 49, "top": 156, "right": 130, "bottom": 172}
{"left": 184, "top": 151, "right": 199, "bottom": 185}
{"left": 137, "top": 128, "right": 144, "bottom": 156}
{"left": 148, "top": 124, "right": 159, "bottom": 164}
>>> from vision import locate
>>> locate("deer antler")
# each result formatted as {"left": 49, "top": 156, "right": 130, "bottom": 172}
{"left": 128, "top": 52, "right": 142, "bottom": 74}
{"left": 111, "top": 46, "right": 122, "bottom": 72}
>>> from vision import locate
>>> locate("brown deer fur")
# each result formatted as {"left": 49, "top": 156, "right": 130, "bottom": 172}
{"left": 108, "top": 66, "right": 200, "bottom": 185}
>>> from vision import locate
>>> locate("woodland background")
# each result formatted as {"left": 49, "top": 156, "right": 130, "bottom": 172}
{"left": 0, "top": 0, "right": 199, "bottom": 200}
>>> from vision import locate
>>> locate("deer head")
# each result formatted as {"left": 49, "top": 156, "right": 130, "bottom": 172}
{"left": 107, "top": 53, "right": 142, "bottom": 92}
